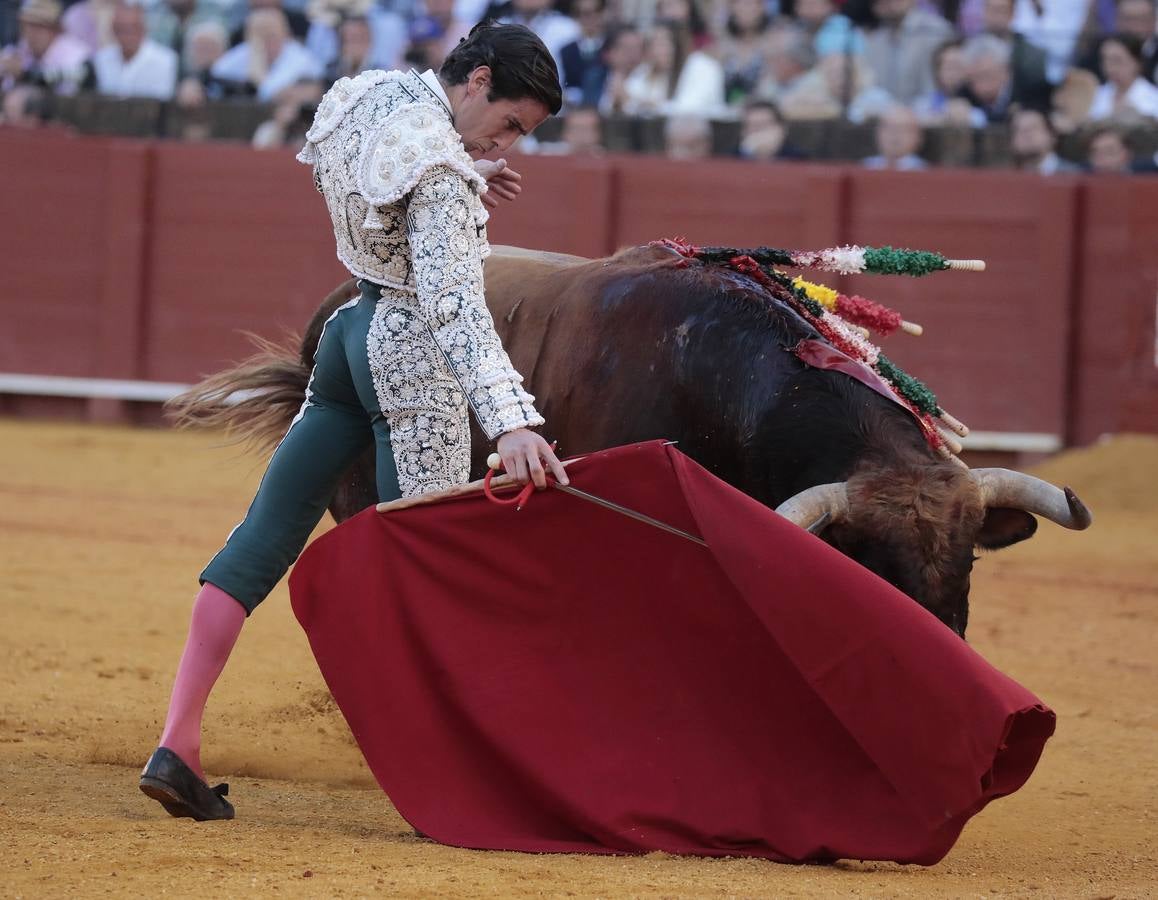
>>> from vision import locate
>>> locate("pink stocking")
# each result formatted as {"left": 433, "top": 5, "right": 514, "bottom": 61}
{"left": 157, "top": 583, "right": 246, "bottom": 782}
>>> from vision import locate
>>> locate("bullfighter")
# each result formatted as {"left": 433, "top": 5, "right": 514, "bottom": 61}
{"left": 139, "top": 22, "right": 569, "bottom": 821}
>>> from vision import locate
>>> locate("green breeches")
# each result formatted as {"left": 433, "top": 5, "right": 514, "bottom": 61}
{"left": 200, "top": 282, "right": 402, "bottom": 614}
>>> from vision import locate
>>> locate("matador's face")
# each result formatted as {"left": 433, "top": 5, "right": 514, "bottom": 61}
{"left": 452, "top": 66, "right": 550, "bottom": 160}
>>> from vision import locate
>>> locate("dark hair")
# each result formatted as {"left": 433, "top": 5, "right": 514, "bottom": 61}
{"left": 932, "top": 37, "right": 963, "bottom": 70}
{"left": 650, "top": 19, "right": 690, "bottom": 96}
{"left": 1011, "top": 104, "right": 1055, "bottom": 138}
{"left": 601, "top": 23, "right": 638, "bottom": 56}
{"left": 1087, "top": 123, "right": 1131, "bottom": 151}
{"left": 1103, "top": 31, "right": 1146, "bottom": 64}
{"left": 439, "top": 21, "right": 563, "bottom": 115}
{"left": 725, "top": 0, "right": 770, "bottom": 38}
{"left": 743, "top": 98, "right": 783, "bottom": 122}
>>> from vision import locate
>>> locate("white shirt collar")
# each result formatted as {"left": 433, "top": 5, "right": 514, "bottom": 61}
{"left": 416, "top": 68, "right": 453, "bottom": 116}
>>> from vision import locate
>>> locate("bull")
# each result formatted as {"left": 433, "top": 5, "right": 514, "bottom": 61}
{"left": 175, "top": 243, "right": 1091, "bottom": 637}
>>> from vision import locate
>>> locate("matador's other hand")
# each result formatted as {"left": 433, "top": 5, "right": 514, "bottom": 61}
{"left": 495, "top": 429, "right": 569, "bottom": 489}
{"left": 475, "top": 158, "right": 523, "bottom": 209}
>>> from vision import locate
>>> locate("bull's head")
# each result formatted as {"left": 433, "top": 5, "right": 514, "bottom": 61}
{"left": 775, "top": 467, "right": 1092, "bottom": 637}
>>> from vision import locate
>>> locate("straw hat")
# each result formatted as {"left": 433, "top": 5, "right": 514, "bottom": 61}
{"left": 18, "top": 0, "right": 63, "bottom": 27}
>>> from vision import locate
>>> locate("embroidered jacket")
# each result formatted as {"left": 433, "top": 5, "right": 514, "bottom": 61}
{"left": 297, "top": 69, "right": 544, "bottom": 445}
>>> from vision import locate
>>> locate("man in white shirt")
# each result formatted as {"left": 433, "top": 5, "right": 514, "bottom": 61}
{"left": 91, "top": 2, "right": 178, "bottom": 99}
{"left": 1011, "top": 0, "right": 1092, "bottom": 83}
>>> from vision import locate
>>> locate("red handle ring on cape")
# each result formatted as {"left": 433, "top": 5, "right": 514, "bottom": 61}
{"left": 484, "top": 441, "right": 559, "bottom": 510}
{"left": 483, "top": 468, "right": 537, "bottom": 509}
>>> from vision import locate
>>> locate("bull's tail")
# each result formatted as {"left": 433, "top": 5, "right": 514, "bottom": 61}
{"left": 164, "top": 331, "right": 310, "bottom": 455}
{"left": 165, "top": 279, "right": 360, "bottom": 453}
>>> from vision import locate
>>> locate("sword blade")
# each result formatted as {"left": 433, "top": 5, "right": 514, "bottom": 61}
{"left": 551, "top": 483, "right": 707, "bottom": 547}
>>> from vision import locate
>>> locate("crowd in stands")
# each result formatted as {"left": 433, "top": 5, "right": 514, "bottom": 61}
{"left": 3, "top": 0, "right": 1158, "bottom": 173}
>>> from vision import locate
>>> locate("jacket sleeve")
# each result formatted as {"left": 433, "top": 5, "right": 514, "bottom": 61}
{"left": 405, "top": 164, "right": 545, "bottom": 441}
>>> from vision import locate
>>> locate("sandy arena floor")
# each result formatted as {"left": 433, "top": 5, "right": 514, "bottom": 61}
{"left": 0, "top": 419, "right": 1155, "bottom": 899}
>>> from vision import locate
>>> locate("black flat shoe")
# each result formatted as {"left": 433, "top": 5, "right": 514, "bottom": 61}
{"left": 139, "top": 747, "right": 235, "bottom": 822}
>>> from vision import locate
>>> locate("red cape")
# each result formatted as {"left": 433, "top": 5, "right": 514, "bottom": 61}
{"left": 289, "top": 441, "right": 1053, "bottom": 864}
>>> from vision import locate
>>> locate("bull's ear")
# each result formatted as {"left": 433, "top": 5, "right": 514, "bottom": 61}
{"left": 976, "top": 508, "right": 1038, "bottom": 549}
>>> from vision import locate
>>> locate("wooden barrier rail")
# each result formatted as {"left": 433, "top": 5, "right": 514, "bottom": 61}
{"left": 0, "top": 129, "right": 1154, "bottom": 450}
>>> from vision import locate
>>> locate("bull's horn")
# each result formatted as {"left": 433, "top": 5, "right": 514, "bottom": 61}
{"left": 775, "top": 483, "right": 849, "bottom": 534}
{"left": 971, "top": 468, "right": 1093, "bottom": 530}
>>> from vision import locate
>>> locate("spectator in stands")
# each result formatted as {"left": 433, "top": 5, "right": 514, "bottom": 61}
{"left": 862, "top": 103, "right": 928, "bottom": 168}
{"left": 1050, "top": 68, "right": 1098, "bottom": 132}
{"left": 979, "top": 0, "right": 1051, "bottom": 110}
{"left": 863, "top": 0, "right": 955, "bottom": 104}
{"left": 559, "top": 0, "right": 609, "bottom": 107}
{"left": 211, "top": 7, "right": 322, "bottom": 100}
{"left": 1010, "top": 105, "right": 1081, "bottom": 173}
{"left": 422, "top": 0, "right": 472, "bottom": 56}
{"left": 752, "top": 22, "right": 814, "bottom": 103}
{"left": 0, "top": 81, "right": 50, "bottom": 124}
{"left": 780, "top": 48, "right": 894, "bottom": 122}
{"left": 149, "top": 0, "right": 226, "bottom": 77}
{"left": 559, "top": 102, "right": 603, "bottom": 153}
{"left": 251, "top": 79, "right": 319, "bottom": 145}
{"left": 737, "top": 98, "right": 803, "bottom": 159}
{"left": 1011, "top": 0, "right": 1093, "bottom": 84}
{"left": 305, "top": 0, "right": 403, "bottom": 74}
{"left": 176, "top": 18, "right": 228, "bottom": 103}
{"left": 403, "top": 14, "right": 448, "bottom": 70}
{"left": 230, "top": 0, "right": 308, "bottom": 46}
{"left": 664, "top": 113, "right": 712, "bottom": 157}
{"left": 322, "top": 14, "right": 371, "bottom": 83}
{"left": 62, "top": 0, "right": 115, "bottom": 54}
{"left": 913, "top": 39, "right": 985, "bottom": 124}
{"left": 622, "top": 19, "right": 725, "bottom": 117}
{"left": 1, "top": 0, "right": 89, "bottom": 93}
{"left": 1115, "top": 0, "right": 1158, "bottom": 80}
{"left": 84, "top": 2, "right": 178, "bottom": 99}
{"left": 496, "top": 0, "right": 580, "bottom": 69}
{"left": 1085, "top": 122, "right": 1138, "bottom": 171}
{"left": 655, "top": 0, "right": 711, "bottom": 50}
{"left": 1078, "top": 0, "right": 1158, "bottom": 83}
{"left": 960, "top": 33, "right": 1017, "bottom": 123}
{"left": 1088, "top": 33, "right": 1158, "bottom": 120}
{"left": 594, "top": 23, "right": 644, "bottom": 113}
{"left": 792, "top": 0, "right": 863, "bottom": 58}
{"left": 715, "top": 0, "right": 773, "bottom": 107}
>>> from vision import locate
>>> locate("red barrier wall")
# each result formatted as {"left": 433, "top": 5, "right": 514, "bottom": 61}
{"left": 1071, "top": 178, "right": 1158, "bottom": 443}
{"left": 1, "top": 131, "right": 1155, "bottom": 445}
{"left": 143, "top": 143, "right": 347, "bottom": 381}
{"left": 841, "top": 170, "right": 1080, "bottom": 438}
{"left": 608, "top": 156, "right": 844, "bottom": 251}
{"left": 0, "top": 132, "right": 144, "bottom": 379}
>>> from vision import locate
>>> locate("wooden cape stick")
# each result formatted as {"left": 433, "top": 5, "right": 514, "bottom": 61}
{"left": 376, "top": 457, "right": 585, "bottom": 514}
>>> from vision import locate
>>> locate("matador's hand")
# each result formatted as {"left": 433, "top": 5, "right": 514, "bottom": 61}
{"left": 495, "top": 429, "right": 569, "bottom": 489}
{"left": 475, "top": 158, "right": 523, "bottom": 209}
